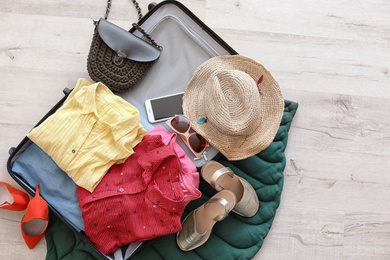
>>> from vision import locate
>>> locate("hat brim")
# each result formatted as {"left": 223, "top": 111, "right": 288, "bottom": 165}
{"left": 183, "top": 55, "right": 284, "bottom": 160}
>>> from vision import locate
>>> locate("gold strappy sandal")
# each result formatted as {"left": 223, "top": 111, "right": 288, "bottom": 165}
{"left": 201, "top": 160, "right": 259, "bottom": 217}
{"left": 176, "top": 190, "right": 236, "bottom": 251}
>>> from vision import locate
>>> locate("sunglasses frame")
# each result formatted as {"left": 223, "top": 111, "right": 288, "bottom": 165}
{"left": 166, "top": 115, "right": 209, "bottom": 158}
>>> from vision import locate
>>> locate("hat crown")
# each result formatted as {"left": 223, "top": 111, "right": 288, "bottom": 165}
{"left": 183, "top": 55, "right": 284, "bottom": 160}
{"left": 204, "top": 70, "right": 262, "bottom": 136}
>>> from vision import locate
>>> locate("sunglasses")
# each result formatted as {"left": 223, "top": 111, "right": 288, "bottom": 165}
{"left": 166, "top": 115, "right": 209, "bottom": 159}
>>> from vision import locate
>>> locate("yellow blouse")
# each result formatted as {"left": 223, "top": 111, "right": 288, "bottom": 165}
{"left": 27, "top": 78, "right": 147, "bottom": 192}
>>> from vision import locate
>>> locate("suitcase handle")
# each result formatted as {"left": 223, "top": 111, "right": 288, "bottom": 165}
{"left": 148, "top": 2, "right": 157, "bottom": 11}
{"left": 63, "top": 88, "right": 71, "bottom": 95}
{"left": 8, "top": 147, "right": 15, "bottom": 155}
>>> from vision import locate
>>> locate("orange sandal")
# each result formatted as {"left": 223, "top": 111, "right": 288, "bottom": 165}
{"left": 0, "top": 181, "right": 30, "bottom": 211}
{"left": 20, "top": 185, "right": 49, "bottom": 249}
{"left": 201, "top": 161, "right": 259, "bottom": 217}
{"left": 176, "top": 190, "right": 236, "bottom": 251}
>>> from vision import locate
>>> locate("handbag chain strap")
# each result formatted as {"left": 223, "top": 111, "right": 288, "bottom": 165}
{"left": 103, "top": 0, "right": 162, "bottom": 50}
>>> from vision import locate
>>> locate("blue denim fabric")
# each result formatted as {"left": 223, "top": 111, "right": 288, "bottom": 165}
{"left": 12, "top": 143, "right": 84, "bottom": 231}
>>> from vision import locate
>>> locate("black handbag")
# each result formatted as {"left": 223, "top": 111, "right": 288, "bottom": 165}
{"left": 87, "top": 0, "right": 162, "bottom": 92}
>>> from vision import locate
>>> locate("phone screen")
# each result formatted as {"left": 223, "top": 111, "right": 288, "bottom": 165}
{"left": 149, "top": 93, "right": 184, "bottom": 120}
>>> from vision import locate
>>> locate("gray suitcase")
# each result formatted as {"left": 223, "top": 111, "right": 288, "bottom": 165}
{"left": 7, "top": 1, "right": 237, "bottom": 259}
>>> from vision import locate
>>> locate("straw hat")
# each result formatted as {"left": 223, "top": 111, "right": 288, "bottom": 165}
{"left": 182, "top": 55, "right": 284, "bottom": 160}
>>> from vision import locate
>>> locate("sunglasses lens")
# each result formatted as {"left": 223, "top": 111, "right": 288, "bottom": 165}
{"left": 170, "top": 115, "right": 190, "bottom": 133}
{"left": 188, "top": 134, "right": 207, "bottom": 153}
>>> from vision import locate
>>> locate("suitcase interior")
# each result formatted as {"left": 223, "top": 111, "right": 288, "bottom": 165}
{"left": 7, "top": 1, "right": 237, "bottom": 259}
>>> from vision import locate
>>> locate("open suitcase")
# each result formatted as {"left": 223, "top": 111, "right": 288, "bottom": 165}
{"left": 7, "top": 1, "right": 237, "bottom": 259}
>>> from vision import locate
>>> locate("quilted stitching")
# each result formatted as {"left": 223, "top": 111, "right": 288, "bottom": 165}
{"left": 45, "top": 100, "right": 298, "bottom": 260}
{"left": 132, "top": 100, "right": 298, "bottom": 260}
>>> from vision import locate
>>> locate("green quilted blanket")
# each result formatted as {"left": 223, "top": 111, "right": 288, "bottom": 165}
{"left": 45, "top": 100, "right": 298, "bottom": 260}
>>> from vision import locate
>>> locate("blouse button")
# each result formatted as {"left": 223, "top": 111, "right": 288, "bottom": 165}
{"left": 72, "top": 149, "right": 76, "bottom": 153}
{"left": 118, "top": 188, "right": 124, "bottom": 192}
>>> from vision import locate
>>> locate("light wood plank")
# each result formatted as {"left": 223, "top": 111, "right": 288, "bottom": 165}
{"left": 1, "top": 0, "right": 390, "bottom": 259}
{"left": 212, "top": 30, "right": 390, "bottom": 98}
{"left": 256, "top": 208, "right": 345, "bottom": 260}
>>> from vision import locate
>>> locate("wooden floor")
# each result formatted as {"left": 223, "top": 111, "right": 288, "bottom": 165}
{"left": 1, "top": 0, "right": 389, "bottom": 259}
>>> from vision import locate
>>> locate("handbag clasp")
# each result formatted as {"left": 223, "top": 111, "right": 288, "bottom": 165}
{"left": 113, "top": 51, "right": 127, "bottom": 66}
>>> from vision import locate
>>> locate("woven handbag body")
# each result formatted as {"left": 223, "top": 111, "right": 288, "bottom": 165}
{"left": 87, "top": 1, "right": 162, "bottom": 92}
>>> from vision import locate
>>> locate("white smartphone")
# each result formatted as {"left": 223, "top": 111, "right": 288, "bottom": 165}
{"left": 145, "top": 92, "right": 184, "bottom": 123}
